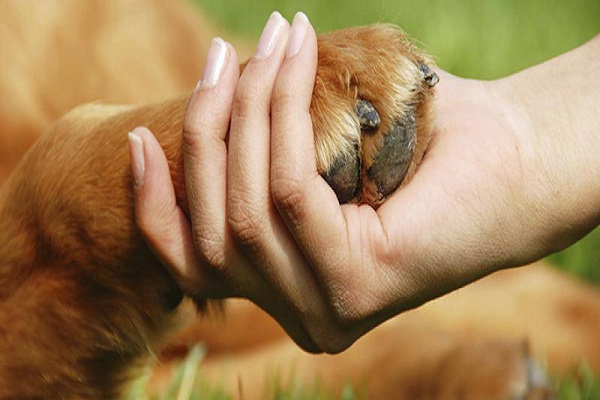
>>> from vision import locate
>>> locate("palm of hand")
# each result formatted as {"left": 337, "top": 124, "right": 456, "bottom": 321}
{"left": 329, "top": 72, "right": 531, "bottom": 323}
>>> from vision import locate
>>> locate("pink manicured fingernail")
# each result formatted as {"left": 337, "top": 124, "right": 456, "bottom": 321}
{"left": 286, "top": 12, "right": 309, "bottom": 58}
{"left": 128, "top": 130, "right": 145, "bottom": 187}
{"left": 198, "top": 37, "right": 228, "bottom": 89}
{"left": 254, "top": 11, "right": 286, "bottom": 59}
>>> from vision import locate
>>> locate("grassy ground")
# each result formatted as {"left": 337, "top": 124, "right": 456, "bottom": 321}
{"left": 138, "top": 1, "right": 600, "bottom": 398}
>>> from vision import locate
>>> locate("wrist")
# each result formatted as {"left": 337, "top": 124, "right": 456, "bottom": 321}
{"left": 493, "top": 36, "right": 600, "bottom": 257}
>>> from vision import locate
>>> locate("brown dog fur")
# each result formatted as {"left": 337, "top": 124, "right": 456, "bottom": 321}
{"left": 0, "top": 1, "right": 599, "bottom": 399}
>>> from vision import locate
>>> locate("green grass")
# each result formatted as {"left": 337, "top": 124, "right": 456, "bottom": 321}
{"left": 556, "top": 364, "right": 600, "bottom": 400}
{"left": 194, "top": 0, "right": 600, "bottom": 80}
{"left": 132, "top": 345, "right": 600, "bottom": 400}
{"left": 133, "top": 1, "right": 600, "bottom": 398}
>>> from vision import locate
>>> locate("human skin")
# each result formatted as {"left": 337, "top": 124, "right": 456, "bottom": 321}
{"left": 131, "top": 12, "right": 600, "bottom": 353}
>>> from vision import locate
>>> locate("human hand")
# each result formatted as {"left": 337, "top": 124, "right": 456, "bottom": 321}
{"left": 131, "top": 14, "right": 600, "bottom": 352}
{"left": 132, "top": 12, "right": 369, "bottom": 352}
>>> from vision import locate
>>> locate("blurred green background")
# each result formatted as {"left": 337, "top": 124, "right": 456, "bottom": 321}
{"left": 194, "top": 0, "right": 600, "bottom": 284}
{"left": 194, "top": 0, "right": 600, "bottom": 79}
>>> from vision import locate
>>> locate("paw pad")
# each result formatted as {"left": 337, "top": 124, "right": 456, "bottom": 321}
{"left": 366, "top": 108, "right": 416, "bottom": 199}
{"left": 312, "top": 25, "right": 438, "bottom": 208}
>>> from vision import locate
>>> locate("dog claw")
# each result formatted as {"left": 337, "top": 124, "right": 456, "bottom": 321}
{"left": 419, "top": 63, "right": 439, "bottom": 87}
{"left": 355, "top": 99, "right": 381, "bottom": 131}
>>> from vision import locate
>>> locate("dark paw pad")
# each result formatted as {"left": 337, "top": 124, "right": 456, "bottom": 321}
{"left": 322, "top": 144, "right": 361, "bottom": 204}
{"left": 367, "top": 109, "right": 416, "bottom": 198}
{"left": 322, "top": 98, "right": 383, "bottom": 204}
{"left": 322, "top": 100, "right": 418, "bottom": 205}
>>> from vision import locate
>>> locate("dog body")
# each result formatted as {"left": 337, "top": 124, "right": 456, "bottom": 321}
{"left": 0, "top": 1, "right": 599, "bottom": 398}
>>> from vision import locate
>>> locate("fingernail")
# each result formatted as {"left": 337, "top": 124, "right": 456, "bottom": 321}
{"left": 254, "top": 11, "right": 286, "bottom": 60}
{"left": 286, "top": 12, "right": 309, "bottom": 58}
{"left": 128, "top": 130, "right": 145, "bottom": 187}
{"left": 197, "top": 37, "right": 228, "bottom": 89}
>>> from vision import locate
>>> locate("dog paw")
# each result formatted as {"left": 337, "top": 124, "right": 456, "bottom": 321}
{"left": 311, "top": 25, "right": 437, "bottom": 207}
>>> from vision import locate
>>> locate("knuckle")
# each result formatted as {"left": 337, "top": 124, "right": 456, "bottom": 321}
{"left": 320, "top": 338, "right": 353, "bottom": 355}
{"left": 296, "top": 308, "right": 356, "bottom": 355}
{"left": 271, "top": 178, "right": 308, "bottom": 224}
{"left": 331, "top": 301, "right": 360, "bottom": 325}
{"left": 228, "top": 211, "right": 265, "bottom": 244}
{"left": 328, "top": 292, "right": 356, "bottom": 324}
{"left": 330, "top": 283, "right": 381, "bottom": 324}
{"left": 182, "top": 120, "right": 209, "bottom": 151}
{"left": 309, "top": 326, "right": 354, "bottom": 355}
{"left": 192, "top": 227, "right": 226, "bottom": 270}
{"left": 231, "top": 88, "right": 251, "bottom": 114}
{"left": 182, "top": 96, "right": 230, "bottom": 150}
{"left": 273, "top": 186, "right": 306, "bottom": 221}
{"left": 271, "top": 84, "right": 297, "bottom": 111}
{"left": 228, "top": 200, "right": 267, "bottom": 249}
{"left": 271, "top": 174, "right": 301, "bottom": 207}
{"left": 232, "top": 82, "right": 265, "bottom": 119}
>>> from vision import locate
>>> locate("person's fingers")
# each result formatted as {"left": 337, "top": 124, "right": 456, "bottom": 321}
{"left": 129, "top": 127, "right": 228, "bottom": 297}
{"left": 269, "top": 13, "right": 356, "bottom": 303}
{"left": 268, "top": 14, "right": 411, "bottom": 327}
{"left": 176, "top": 31, "right": 322, "bottom": 350}
{"left": 182, "top": 38, "right": 239, "bottom": 272}
{"left": 226, "top": 13, "right": 320, "bottom": 309}
{"left": 227, "top": 12, "right": 290, "bottom": 275}
{"left": 231, "top": 13, "right": 373, "bottom": 350}
{"left": 223, "top": 13, "right": 335, "bottom": 349}
{"left": 250, "top": 293, "right": 322, "bottom": 353}
{"left": 270, "top": 12, "right": 345, "bottom": 255}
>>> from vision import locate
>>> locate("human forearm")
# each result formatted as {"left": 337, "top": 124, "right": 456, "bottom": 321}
{"left": 495, "top": 34, "right": 600, "bottom": 255}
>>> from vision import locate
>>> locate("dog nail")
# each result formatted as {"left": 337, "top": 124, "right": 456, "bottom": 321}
{"left": 128, "top": 130, "right": 145, "bottom": 188}
{"left": 198, "top": 37, "right": 228, "bottom": 89}
{"left": 254, "top": 11, "right": 286, "bottom": 60}
{"left": 286, "top": 12, "right": 309, "bottom": 58}
{"left": 418, "top": 63, "right": 439, "bottom": 87}
{"left": 355, "top": 99, "right": 381, "bottom": 131}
